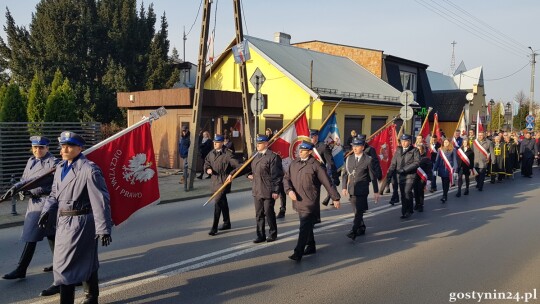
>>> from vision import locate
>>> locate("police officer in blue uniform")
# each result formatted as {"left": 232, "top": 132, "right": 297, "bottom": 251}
{"left": 246, "top": 135, "right": 283, "bottom": 243}
{"left": 39, "top": 131, "right": 112, "bottom": 304}
{"left": 2, "top": 136, "right": 59, "bottom": 295}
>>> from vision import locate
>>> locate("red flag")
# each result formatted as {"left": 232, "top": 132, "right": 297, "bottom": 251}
{"left": 476, "top": 110, "right": 484, "bottom": 135}
{"left": 86, "top": 122, "right": 160, "bottom": 225}
{"left": 368, "top": 124, "right": 397, "bottom": 180}
{"left": 433, "top": 113, "right": 442, "bottom": 143}
{"left": 271, "top": 113, "right": 311, "bottom": 170}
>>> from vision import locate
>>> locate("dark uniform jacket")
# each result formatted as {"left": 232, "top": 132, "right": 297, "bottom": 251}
{"left": 457, "top": 147, "right": 474, "bottom": 174}
{"left": 204, "top": 148, "right": 242, "bottom": 193}
{"left": 315, "top": 142, "right": 335, "bottom": 169}
{"left": 342, "top": 153, "right": 379, "bottom": 196}
{"left": 387, "top": 145, "right": 421, "bottom": 181}
{"left": 416, "top": 156, "right": 434, "bottom": 183}
{"left": 247, "top": 149, "right": 283, "bottom": 199}
{"left": 364, "top": 144, "right": 382, "bottom": 180}
{"left": 283, "top": 156, "right": 340, "bottom": 215}
{"left": 18, "top": 152, "right": 58, "bottom": 242}
{"left": 42, "top": 154, "right": 112, "bottom": 286}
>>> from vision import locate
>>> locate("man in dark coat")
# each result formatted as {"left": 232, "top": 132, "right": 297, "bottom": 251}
{"left": 342, "top": 137, "right": 379, "bottom": 240}
{"left": 520, "top": 131, "right": 537, "bottom": 178}
{"left": 197, "top": 131, "right": 213, "bottom": 179}
{"left": 246, "top": 135, "right": 283, "bottom": 243}
{"left": 358, "top": 134, "right": 383, "bottom": 180}
{"left": 39, "top": 131, "right": 112, "bottom": 304}
{"left": 1, "top": 136, "right": 60, "bottom": 295}
{"left": 386, "top": 134, "right": 420, "bottom": 219}
{"left": 503, "top": 132, "right": 518, "bottom": 178}
{"left": 204, "top": 134, "right": 242, "bottom": 236}
{"left": 284, "top": 141, "right": 340, "bottom": 261}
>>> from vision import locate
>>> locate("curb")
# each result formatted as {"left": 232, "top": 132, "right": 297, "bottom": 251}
{"left": 158, "top": 186, "right": 252, "bottom": 205}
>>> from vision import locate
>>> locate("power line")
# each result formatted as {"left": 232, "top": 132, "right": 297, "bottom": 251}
{"left": 415, "top": 0, "right": 528, "bottom": 59}
{"left": 429, "top": 0, "right": 529, "bottom": 56}
{"left": 458, "top": 61, "right": 530, "bottom": 81}
{"left": 441, "top": 0, "right": 529, "bottom": 50}
{"left": 185, "top": 0, "right": 204, "bottom": 37}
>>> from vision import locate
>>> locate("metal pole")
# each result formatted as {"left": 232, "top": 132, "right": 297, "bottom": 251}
{"left": 529, "top": 47, "right": 536, "bottom": 115}
{"left": 10, "top": 174, "right": 17, "bottom": 215}
{"left": 254, "top": 76, "right": 259, "bottom": 151}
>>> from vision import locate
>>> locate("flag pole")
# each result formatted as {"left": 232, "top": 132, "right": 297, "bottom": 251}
{"left": 344, "top": 114, "right": 401, "bottom": 158}
{"left": 454, "top": 109, "right": 464, "bottom": 133}
{"left": 431, "top": 112, "right": 438, "bottom": 136}
{"left": 318, "top": 99, "right": 343, "bottom": 132}
{"left": 84, "top": 107, "right": 167, "bottom": 155}
{"left": 203, "top": 98, "right": 318, "bottom": 206}
{"left": 420, "top": 107, "right": 433, "bottom": 134}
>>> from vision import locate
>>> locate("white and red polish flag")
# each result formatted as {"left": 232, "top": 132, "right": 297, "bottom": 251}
{"left": 476, "top": 110, "right": 484, "bottom": 135}
{"left": 271, "top": 112, "right": 313, "bottom": 170}
{"left": 85, "top": 122, "right": 160, "bottom": 225}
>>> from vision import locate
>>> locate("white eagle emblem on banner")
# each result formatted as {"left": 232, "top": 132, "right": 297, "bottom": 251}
{"left": 122, "top": 153, "right": 155, "bottom": 185}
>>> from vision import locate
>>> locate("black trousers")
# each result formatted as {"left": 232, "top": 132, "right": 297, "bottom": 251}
{"left": 475, "top": 168, "right": 487, "bottom": 190}
{"left": 254, "top": 197, "right": 277, "bottom": 238}
{"left": 399, "top": 179, "right": 414, "bottom": 215}
{"left": 522, "top": 156, "right": 534, "bottom": 177}
{"left": 441, "top": 176, "right": 450, "bottom": 198}
{"left": 349, "top": 195, "right": 367, "bottom": 233}
{"left": 457, "top": 170, "right": 470, "bottom": 192}
{"left": 278, "top": 183, "right": 287, "bottom": 211}
{"left": 390, "top": 174, "right": 399, "bottom": 202}
{"left": 212, "top": 193, "right": 230, "bottom": 230}
{"left": 413, "top": 180, "right": 426, "bottom": 206}
{"left": 294, "top": 213, "right": 316, "bottom": 257}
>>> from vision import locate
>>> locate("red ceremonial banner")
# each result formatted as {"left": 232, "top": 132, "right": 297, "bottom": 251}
{"left": 271, "top": 112, "right": 311, "bottom": 170}
{"left": 368, "top": 124, "right": 397, "bottom": 180}
{"left": 86, "top": 122, "right": 160, "bottom": 225}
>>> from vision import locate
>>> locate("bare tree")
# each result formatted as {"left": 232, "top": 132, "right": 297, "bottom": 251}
{"left": 514, "top": 90, "right": 528, "bottom": 106}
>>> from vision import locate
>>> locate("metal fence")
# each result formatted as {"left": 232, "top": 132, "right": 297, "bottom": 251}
{"left": 0, "top": 122, "right": 101, "bottom": 192}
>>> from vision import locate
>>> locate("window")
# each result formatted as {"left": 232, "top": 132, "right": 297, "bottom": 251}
{"left": 344, "top": 115, "right": 364, "bottom": 150}
{"left": 400, "top": 71, "right": 417, "bottom": 92}
{"left": 371, "top": 116, "right": 388, "bottom": 135}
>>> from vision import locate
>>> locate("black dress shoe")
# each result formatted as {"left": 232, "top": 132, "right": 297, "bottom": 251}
{"left": 417, "top": 206, "right": 424, "bottom": 212}
{"left": 464, "top": 189, "right": 469, "bottom": 195}
{"left": 441, "top": 196, "right": 447, "bottom": 203}
{"left": 456, "top": 192, "right": 461, "bottom": 197}
{"left": 219, "top": 224, "right": 231, "bottom": 231}
{"left": 276, "top": 208, "right": 285, "bottom": 219}
{"left": 196, "top": 175, "right": 203, "bottom": 179}
{"left": 388, "top": 200, "right": 396, "bottom": 206}
{"left": 43, "top": 265, "right": 53, "bottom": 272}
{"left": 346, "top": 230, "right": 357, "bottom": 240}
{"left": 253, "top": 237, "right": 266, "bottom": 243}
{"left": 303, "top": 246, "right": 316, "bottom": 255}
{"left": 413, "top": 204, "right": 419, "bottom": 210}
{"left": 39, "top": 284, "right": 60, "bottom": 296}
{"left": 205, "top": 175, "right": 211, "bottom": 179}
{"left": 266, "top": 236, "right": 277, "bottom": 242}
{"left": 321, "top": 197, "right": 330, "bottom": 206}
{"left": 400, "top": 212, "right": 412, "bottom": 219}
{"left": 208, "top": 229, "right": 217, "bottom": 236}
{"left": 2, "top": 268, "right": 25, "bottom": 280}
{"left": 288, "top": 253, "right": 302, "bottom": 261}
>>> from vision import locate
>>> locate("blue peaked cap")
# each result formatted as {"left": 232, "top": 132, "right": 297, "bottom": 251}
{"left": 30, "top": 136, "right": 50, "bottom": 146}
{"left": 58, "top": 131, "right": 86, "bottom": 146}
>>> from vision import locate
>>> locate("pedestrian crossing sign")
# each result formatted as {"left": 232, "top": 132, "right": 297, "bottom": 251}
{"left": 526, "top": 122, "right": 534, "bottom": 130}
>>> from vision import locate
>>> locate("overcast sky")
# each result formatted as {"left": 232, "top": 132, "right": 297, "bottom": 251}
{"left": 2, "top": 0, "right": 539, "bottom": 104}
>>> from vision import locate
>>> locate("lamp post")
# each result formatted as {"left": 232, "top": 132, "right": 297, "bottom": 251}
{"left": 489, "top": 99, "right": 495, "bottom": 132}
{"left": 506, "top": 102, "right": 512, "bottom": 132}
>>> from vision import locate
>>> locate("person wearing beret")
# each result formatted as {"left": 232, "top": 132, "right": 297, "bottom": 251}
{"left": 1, "top": 136, "right": 60, "bottom": 295}
{"left": 386, "top": 134, "right": 420, "bottom": 219}
{"left": 39, "top": 131, "right": 112, "bottom": 304}
{"left": 204, "top": 134, "right": 242, "bottom": 236}
{"left": 342, "top": 138, "right": 379, "bottom": 240}
{"left": 283, "top": 141, "right": 340, "bottom": 261}
{"left": 246, "top": 135, "right": 283, "bottom": 243}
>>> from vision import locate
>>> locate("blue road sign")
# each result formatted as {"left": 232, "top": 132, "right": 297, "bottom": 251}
{"left": 526, "top": 115, "right": 535, "bottom": 124}
{"left": 526, "top": 122, "right": 534, "bottom": 130}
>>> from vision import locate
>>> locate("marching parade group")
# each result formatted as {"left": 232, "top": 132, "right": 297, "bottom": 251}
{"left": 2, "top": 124, "right": 540, "bottom": 303}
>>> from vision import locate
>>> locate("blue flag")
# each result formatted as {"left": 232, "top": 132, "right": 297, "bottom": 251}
{"left": 318, "top": 113, "right": 344, "bottom": 170}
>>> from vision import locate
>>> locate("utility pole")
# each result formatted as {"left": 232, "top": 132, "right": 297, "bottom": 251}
{"left": 186, "top": 0, "right": 212, "bottom": 191}
{"left": 529, "top": 46, "right": 537, "bottom": 115}
{"left": 233, "top": 0, "right": 254, "bottom": 156}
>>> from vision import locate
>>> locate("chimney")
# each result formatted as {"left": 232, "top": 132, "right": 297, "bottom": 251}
{"left": 274, "top": 32, "right": 291, "bottom": 45}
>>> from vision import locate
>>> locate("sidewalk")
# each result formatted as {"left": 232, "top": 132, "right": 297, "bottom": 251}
{"left": 0, "top": 168, "right": 253, "bottom": 229}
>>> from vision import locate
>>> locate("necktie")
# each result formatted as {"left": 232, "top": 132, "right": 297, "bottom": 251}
{"left": 61, "top": 162, "right": 72, "bottom": 181}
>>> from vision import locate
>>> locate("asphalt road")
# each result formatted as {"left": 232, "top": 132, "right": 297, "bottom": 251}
{"left": 2, "top": 175, "right": 540, "bottom": 304}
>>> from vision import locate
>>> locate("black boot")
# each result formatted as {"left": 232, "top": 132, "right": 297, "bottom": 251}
{"left": 60, "top": 284, "right": 75, "bottom": 304}
{"left": 464, "top": 188, "right": 469, "bottom": 195}
{"left": 456, "top": 189, "right": 461, "bottom": 197}
{"left": 81, "top": 271, "right": 99, "bottom": 304}
{"left": 3, "top": 242, "right": 36, "bottom": 280}
{"left": 276, "top": 207, "right": 285, "bottom": 219}
{"left": 321, "top": 196, "right": 330, "bottom": 206}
